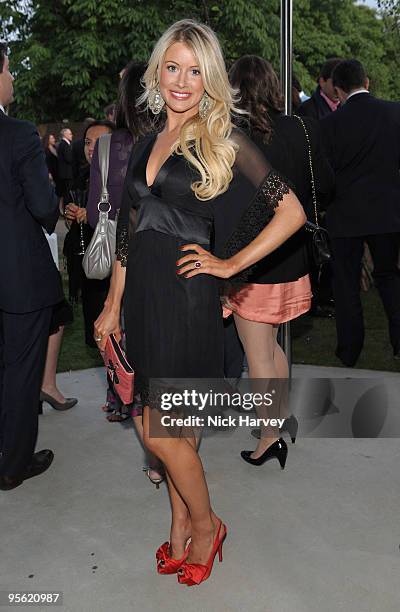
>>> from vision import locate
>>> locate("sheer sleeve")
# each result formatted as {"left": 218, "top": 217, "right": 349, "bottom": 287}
{"left": 219, "top": 129, "right": 291, "bottom": 278}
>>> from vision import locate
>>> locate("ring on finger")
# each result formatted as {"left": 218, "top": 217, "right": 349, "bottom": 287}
{"left": 194, "top": 260, "right": 202, "bottom": 269}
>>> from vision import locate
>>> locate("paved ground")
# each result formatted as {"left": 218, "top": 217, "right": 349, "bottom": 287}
{"left": 1, "top": 364, "right": 399, "bottom": 612}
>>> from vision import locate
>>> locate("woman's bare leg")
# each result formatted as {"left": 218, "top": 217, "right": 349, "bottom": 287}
{"left": 41, "top": 327, "right": 66, "bottom": 403}
{"left": 272, "top": 325, "right": 289, "bottom": 378}
{"left": 143, "top": 406, "right": 220, "bottom": 565}
{"left": 234, "top": 315, "right": 289, "bottom": 458}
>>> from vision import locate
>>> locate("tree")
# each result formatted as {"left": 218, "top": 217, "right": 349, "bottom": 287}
{"left": 0, "top": 0, "right": 398, "bottom": 123}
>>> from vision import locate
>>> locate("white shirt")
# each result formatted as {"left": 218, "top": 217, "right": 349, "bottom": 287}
{"left": 62, "top": 137, "right": 71, "bottom": 145}
{"left": 0, "top": 104, "right": 5, "bottom": 113}
{"left": 346, "top": 89, "right": 369, "bottom": 102}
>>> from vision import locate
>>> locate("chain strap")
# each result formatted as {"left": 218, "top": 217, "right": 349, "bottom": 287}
{"left": 293, "top": 114, "right": 319, "bottom": 227}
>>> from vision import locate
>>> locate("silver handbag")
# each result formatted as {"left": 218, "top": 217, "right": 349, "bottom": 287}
{"left": 82, "top": 134, "right": 117, "bottom": 280}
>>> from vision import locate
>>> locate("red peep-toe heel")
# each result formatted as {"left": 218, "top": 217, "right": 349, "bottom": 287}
{"left": 177, "top": 520, "right": 227, "bottom": 586}
{"left": 156, "top": 540, "right": 190, "bottom": 575}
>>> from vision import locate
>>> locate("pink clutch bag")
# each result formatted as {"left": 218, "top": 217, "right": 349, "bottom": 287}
{"left": 102, "top": 334, "right": 134, "bottom": 405}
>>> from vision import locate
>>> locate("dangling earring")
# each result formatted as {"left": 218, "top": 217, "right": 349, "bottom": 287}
{"left": 148, "top": 85, "right": 165, "bottom": 115}
{"left": 199, "top": 91, "right": 213, "bottom": 120}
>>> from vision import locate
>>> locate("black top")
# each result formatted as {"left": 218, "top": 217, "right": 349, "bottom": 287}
{"left": 57, "top": 139, "right": 74, "bottom": 180}
{"left": 243, "top": 112, "right": 334, "bottom": 283}
{"left": 297, "top": 86, "right": 336, "bottom": 121}
{"left": 72, "top": 138, "right": 90, "bottom": 191}
{"left": 45, "top": 148, "right": 58, "bottom": 183}
{"left": 0, "top": 111, "right": 63, "bottom": 313}
{"left": 116, "top": 129, "right": 291, "bottom": 398}
{"left": 321, "top": 93, "right": 400, "bottom": 238}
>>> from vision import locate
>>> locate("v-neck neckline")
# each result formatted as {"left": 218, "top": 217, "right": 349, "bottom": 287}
{"left": 145, "top": 133, "right": 175, "bottom": 190}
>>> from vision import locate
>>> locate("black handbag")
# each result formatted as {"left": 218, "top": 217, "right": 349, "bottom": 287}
{"left": 293, "top": 115, "right": 332, "bottom": 267}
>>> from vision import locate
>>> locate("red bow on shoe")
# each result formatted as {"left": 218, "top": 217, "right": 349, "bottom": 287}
{"left": 177, "top": 562, "right": 208, "bottom": 585}
{"left": 177, "top": 521, "right": 227, "bottom": 587}
{"left": 156, "top": 541, "right": 190, "bottom": 575}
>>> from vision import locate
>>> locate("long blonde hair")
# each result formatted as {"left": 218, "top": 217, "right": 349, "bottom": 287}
{"left": 140, "top": 19, "right": 240, "bottom": 201}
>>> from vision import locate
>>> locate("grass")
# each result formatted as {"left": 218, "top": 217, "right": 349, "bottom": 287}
{"left": 58, "top": 283, "right": 399, "bottom": 373}
{"left": 58, "top": 299, "right": 103, "bottom": 373}
{"left": 292, "top": 288, "right": 400, "bottom": 372}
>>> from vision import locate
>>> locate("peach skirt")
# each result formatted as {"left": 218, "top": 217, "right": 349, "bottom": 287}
{"left": 222, "top": 274, "right": 312, "bottom": 324}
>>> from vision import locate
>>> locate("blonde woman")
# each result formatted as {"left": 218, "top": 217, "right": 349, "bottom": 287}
{"left": 94, "top": 19, "right": 306, "bottom": 586}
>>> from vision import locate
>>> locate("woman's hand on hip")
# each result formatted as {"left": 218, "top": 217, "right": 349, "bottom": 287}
{"left": 176, "top": 244, "right": 237, "bottom": 279}
{"left": 94, "top": 307, "right": 121, "bottom": 352}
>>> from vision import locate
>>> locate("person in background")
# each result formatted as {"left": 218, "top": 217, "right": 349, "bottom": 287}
{"left": 104, "top": 103, "right": 116, "bottom": 122}
{"left": 0, "top": 42, "right": 63, "bottom": 490}
{"left": 40, "top": 128, "right": 79, "bottom": 411}
{"left": 229, "top": 55, "right": 334, "bottom": 464}
{"left": 64, "top": 120, "right": 115, "bottom": 336}
{"left": 42, "top": 133, "right": 60, "bottom": 194}
{"left": 87, "top": 62, "right": 163, "bottom": 486}
{"left": 298, "top": 57, "right": 342, "bottom": 120}
{"left": 39, "top": 299, "right": 77, "bottom": 412}
{"left": 292, "top": 75, "right": 309, "bottom": 110}
{"left": 322, "top": 59, "right": 400, "bottom": 365}
{"left": 41, "top": 134, "right": 77, "bottom": 412}
{"left": 57, "top": 127, "right": 74, "bottom": 200}
{"left": 71, "top": 118, "right": 95, "bottom": 191}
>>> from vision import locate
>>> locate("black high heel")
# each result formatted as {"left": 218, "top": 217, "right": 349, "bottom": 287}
{"left": 241, "top": 438, "right": 288, "bottom": 469}
{"left": 40, "top": 391, "right": 78, "bottom": 411}
{"left": 251, "top": 414, "right": 298, "bottom": 444}
{"left": 280, "top": 415, "right": 298, "bottom": 444}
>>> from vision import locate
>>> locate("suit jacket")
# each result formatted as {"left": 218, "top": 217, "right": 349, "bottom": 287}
{"left": 298, "top": 86, "right": 334, "bottom": 121}
{"left": 321, "top": 93, "right": 400, "bottom": 238}
{"left": 246, "top": 112, "right": 334, "bottom": 283}
{"left": 57, "top": 138, "right": 73, "bottom": 180}
{"left": 0, "top": 111, "right": 63, "bottom": 313}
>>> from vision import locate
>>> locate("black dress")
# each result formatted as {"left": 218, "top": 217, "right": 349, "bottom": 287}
{"left": 116, "top": 129, "right": 290, "bottom": 401}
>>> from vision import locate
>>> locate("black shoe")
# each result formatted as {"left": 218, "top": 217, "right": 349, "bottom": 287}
{"left": 251, "top": 415, "right": 298, "bottom": 444}
{"left": 23, "top": 450, "right": 54, "bottom": 481}
{"left": 241, "top": 438, "right": 288, "bottom": 469}
{"left": 0, "top": 475, "right": 23, "bottom": 491}
{"left": 279, "top": 414, "right": 298, "bottom": 444}
{"left": 40, "top": 391, "right": 78, "bottom": 411}
{"left": 0, "top": 450, "right": 54, "bottom": 491}
{"left": 335, "top": 349, "right": 357, "bottom": 368}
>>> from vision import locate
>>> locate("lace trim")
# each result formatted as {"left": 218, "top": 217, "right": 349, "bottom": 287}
{"left": 223, "top": 170, "right": 290, "bottom": 282}
{"left": 116, "top": 225, "right": 129, "bottom": 267}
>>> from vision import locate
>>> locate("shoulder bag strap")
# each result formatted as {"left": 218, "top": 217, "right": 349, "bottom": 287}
{"left": 293, "top": 114, "right": 319, "bottom": 227}
{"left": 97, "top": 133, "right": 112, "bottom": 210}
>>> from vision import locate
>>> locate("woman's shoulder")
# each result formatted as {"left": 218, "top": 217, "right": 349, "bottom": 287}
{"left": 230, "top": 124, "right": 251, "bottom": 145}
{"left": 272, "top": 114, "right": 301, "bottom": 132}
{"left": 230, "top": 126, "right": 271, "bottom": 171}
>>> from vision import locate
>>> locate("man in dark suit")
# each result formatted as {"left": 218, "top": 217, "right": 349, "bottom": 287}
{"left": 298, "top": 58, "right": 342, "bottom": 120}
{"left": 322, "top": 59, "right": 400, "bottom": 366}
{"left": 57, "top": 126, "right": 74, "bottom": 199}
{"left": 0, "top": 43, "right": 63, "bottom": 490}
